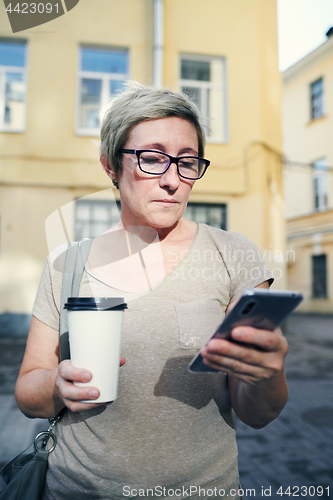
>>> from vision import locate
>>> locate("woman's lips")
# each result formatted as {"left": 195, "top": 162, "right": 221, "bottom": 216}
{"left": 154, "top": 199, "right": 178, "bottom": 206}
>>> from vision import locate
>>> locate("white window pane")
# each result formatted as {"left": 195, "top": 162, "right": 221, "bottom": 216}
{"left": 182, "top": 85, "right": 201, "bottom": 109}
{"left": 110, "top": 204, "right": 121, "bottom": 222}
{"left": 93, "top": 204, "right": 110, "bottom": 221}
{"left": 0, "top": 41, "right": 27, "bottom": 131}
{"left": 78, "top": 47, "right": 128, "bottom": 133}
{"left": 6, "top": 72, "right": 24, "bottom": 99}
{"left": 208, "top": 88, "right": 224, "bottom": 138}
{"left": 313, "top": 158, "right": 328, "bottom": 210}
{"left": 75, "top": 200, "right": 121, "bottom": 239}
{"left": 76, "top": 204, "right": 90, "bottom": 220}
{"left": 79, "top": 78, "right": 102, "bottom": 128}
{"left": 180, "top": 56, "right": 227, "bottom": 142}
{"left": 211, "top": 58, "right": 223, "bottom": 84}
{"left": 313, "top": 158, "right": 327, "bottom": 171}
{"left": 75, "top": 221, "right": 90, "bottom": 241}
{"left": 93, "top": 222, "right": 109, "bottom": 236}
{"left": 4, "top": 72, "right": 25, "bottom": 127}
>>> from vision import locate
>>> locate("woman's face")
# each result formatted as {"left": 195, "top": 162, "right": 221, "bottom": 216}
{"left": 115, "top": 116, "right": 198, "bottom": 233}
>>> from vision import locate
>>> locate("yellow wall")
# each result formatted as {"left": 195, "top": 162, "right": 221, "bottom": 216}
{"left": 0, "top": 0, "right": 284, "bottom": 318}
{"left": 287, "top": 210, "right": 333, "bottom": 313}
{"left": 283, "top": 37, "right": 333, "bottom": 218}
{"left": 283, "top": 36, "right": 333, "bottom": 313}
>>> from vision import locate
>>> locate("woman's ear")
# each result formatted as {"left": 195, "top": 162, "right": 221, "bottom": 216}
{"left": 100, "top": 154, "right": 119, "bottom": 189}
{"left": 100, "top": 154, "right": 117, "bottom": 182}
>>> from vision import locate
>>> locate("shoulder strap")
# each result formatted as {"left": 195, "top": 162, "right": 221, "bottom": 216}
{"left": 59, "top": 239, "right": 93, "bottom": 361}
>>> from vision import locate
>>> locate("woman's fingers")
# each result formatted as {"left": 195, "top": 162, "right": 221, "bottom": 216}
{"left": 58, "top": 359, "right": 92, "bottom": 383}
{"left": 231, "top": 326, "right": 288, "bottom": 353}
{"left": 56, "top": 358, "right": 126, "bottom": 412}
{"left": 56, "top": 360, "right": 103, "bottom": 411}
{"left": 201, "top": 327, "right": 288, "bottom": 384}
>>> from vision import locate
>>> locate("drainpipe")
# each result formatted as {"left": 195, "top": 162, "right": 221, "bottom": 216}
{"left": 153, "top": 0, "right": 164, "bottom": 88}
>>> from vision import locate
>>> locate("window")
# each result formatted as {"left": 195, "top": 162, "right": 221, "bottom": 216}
{"left": 310, "top": 77, "right": 324, "bottom": 120}
{"left": 0, "top": 39, "right": 27, "bottom": 132}
{"left": 312, "top": 158, "right": 328, "bottom": 211}
{"left": 75, "top": 199, "right": 121, "bottom": 240}
{"left": 76, "top": 200, "right": 227, "bottom": 240}
{"left": 312, "top": 254, "right": 328, "bottom": 299}
{"left": 180, "top": 55, "right": 227, "bottom": 142}
{"left": 77, "top": 47, "right": 128, "bottom": 135}
{"left": 185, "top": 203, "right": 227, "bottom": 230}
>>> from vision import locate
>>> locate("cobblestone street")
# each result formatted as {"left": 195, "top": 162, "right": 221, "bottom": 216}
{"left": 237, "top": 313, "right": 333, "bottom": 499}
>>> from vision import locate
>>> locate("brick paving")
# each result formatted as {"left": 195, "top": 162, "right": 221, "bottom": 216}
{"left": 0, "top": 336, "right": 47, "bottom": 464}
{"left": 0, "top": 313, "right": 332, "bottom": 499}
{"left": 237, "top": 313, "right": 333, "bottom": 499}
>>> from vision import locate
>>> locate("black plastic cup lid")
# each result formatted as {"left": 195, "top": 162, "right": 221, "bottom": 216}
{"left": 64, "top": 297, "right": 127, "bottom": 311}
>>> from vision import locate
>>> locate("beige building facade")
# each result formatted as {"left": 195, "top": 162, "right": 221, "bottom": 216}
{"left": 283, "top": 30, "right": 333, "bottom": 313}
{"left": 0, "top": 0, "right": 284, "bottom": 333}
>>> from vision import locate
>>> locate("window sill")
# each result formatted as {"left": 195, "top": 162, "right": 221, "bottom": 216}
{"left": 206, "top": 138, "right": 229, "bottom": 145}
{"left": 307, "top": 114, "right": 327, "bottom": 126}
{"left": 313, "top": 206, "right": 329, "bottom": 213}
{"left": 0, "top": 128, "right": 25, "bottom": 133}
{"left": 75, "top": 129, "right": 100, "bottom": 137}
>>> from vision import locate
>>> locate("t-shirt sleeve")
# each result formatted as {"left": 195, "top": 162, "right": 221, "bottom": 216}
{"left": 228, "top": 232, "right": 273, "bottom": 303}
{"left": 32, "top": 258, "right": 61, "bottom": 331}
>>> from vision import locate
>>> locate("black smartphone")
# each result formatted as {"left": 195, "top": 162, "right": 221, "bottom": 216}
{"left": 188, "top": 288, "right": 303, "bottom": 373}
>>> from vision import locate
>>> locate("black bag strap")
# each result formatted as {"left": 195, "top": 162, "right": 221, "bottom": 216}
{"left": 59, "top": 239, "right": 93, "bottom": 361}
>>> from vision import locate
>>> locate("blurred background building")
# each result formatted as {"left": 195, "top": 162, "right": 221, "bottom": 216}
{"left": 0, "top": 0, "right": 290, "bottom": 334}
{"left": 283, "top": 28, "right": 333, "bottom": 314}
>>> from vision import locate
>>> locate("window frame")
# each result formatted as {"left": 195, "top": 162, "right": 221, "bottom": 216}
{"left": 311, "top": 254, "right": 328, "bottom": 299}
{"left": 185, "top": 202, "right": 227, "bottom": 230}
{"left": 75, "top": 198, "right": 121, "bottom": 240}
{"left": 312, "top": 157, "right": 329, "bottom": 211}
{"left": 0, "top": 38, "right": 28, "bottom": 133}
{"left": 179, "top": 54, "right": 228, "bottom": 144}
{"left": 310, "top": 77, "right": 324, "bottom": 121}
{"left": 75, "top": 45, "right": 129, "bottom": 136}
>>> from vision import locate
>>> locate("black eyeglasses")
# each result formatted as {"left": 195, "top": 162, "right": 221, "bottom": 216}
{"left": 121, "top": 149, "right": 210, "bottom": 180}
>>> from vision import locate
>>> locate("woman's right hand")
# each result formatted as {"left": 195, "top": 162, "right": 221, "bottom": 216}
{"left": 15, "top": 316, "right": 126, "bottom": 418}
{"left": 56, "top": 360, "right": 102, "bottom": 412}
{"left": 56, "top": 358, "right": 126, "bottom": 413}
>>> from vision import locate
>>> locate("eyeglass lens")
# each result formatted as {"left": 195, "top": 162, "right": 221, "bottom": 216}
{"left": 138, "top": 151, "right": 205, "bottom": 179}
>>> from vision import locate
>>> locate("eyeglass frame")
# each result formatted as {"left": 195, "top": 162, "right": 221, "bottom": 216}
{"left": 120, "top": 149, "right": 210, "bottom": 180}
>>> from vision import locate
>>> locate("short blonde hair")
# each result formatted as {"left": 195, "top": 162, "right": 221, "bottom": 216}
{"left": 100, "top": 82, "right": 206, "bottom": 188}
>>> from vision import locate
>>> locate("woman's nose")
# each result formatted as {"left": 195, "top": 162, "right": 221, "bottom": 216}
{"left": 159, "top": 162, "right": 181, "bottom": 190}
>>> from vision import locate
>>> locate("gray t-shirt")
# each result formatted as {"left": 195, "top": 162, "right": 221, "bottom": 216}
{"left": 33, "top": 224, "right": 273, "bottom": 500}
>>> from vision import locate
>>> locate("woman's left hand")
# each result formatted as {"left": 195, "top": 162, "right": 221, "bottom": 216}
{"left": 200, "top": 326, "right": 288, "bottom": 385}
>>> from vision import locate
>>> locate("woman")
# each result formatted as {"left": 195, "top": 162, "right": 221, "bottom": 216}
{"left": 16, "top": 83, "right": 288, "bottom": 499}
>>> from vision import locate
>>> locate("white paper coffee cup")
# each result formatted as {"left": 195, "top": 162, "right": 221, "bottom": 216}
{"left": 64, "top": 297, "right": 127, "bottom": 403}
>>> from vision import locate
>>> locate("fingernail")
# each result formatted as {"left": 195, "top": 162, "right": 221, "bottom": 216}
{"left": 82, "top": 372, "right": 91, "bottom": 382}
{"left": 233, "top": 328, "right": 244, "bottom": 339}
{"left": 89, "top": 390, "right": 99, "bottom": 399}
